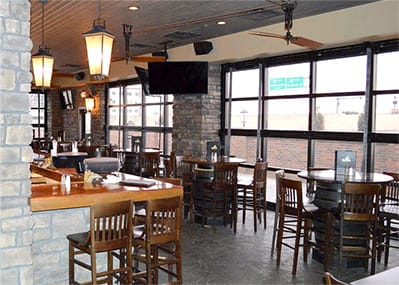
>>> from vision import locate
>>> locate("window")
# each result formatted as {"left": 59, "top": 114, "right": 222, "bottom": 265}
{"left": 222, "top": 39, "right": 399, "bottom": 175}
{"left": 29, "top": 91, "right": 47, "bottom": 140}
{"left": 106, "top": 80, "right": 173, "bottom": 154}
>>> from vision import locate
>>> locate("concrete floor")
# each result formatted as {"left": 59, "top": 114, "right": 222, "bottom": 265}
{"left": 178, "top": 210, "right": 399, "bottom": 285}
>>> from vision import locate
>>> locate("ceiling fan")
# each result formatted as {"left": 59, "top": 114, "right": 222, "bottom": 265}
{"left": 249, "top": 0, "right": 322, "bottom": 50}
{"left": 112, "top": 24, "right": 167, "bottom": 63}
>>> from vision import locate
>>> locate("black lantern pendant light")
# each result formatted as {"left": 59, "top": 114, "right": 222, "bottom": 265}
{"left": 83, "top": 0, "right": 114, "bottom": 80}
{"left": 31, "top": 0, "right": 54, "bottom": 89}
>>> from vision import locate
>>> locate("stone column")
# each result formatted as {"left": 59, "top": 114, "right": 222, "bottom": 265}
{"left": 173, "top": 63, "right": 221, "bottom": 157}
{"left": 0, "top": 0, "right": 34, "bottom": 284}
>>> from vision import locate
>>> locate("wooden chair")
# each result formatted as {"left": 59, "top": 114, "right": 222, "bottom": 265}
{"left": 164, "top": 150, "right": 177, "bottom": 178}
{"left": 271, "top": 169, "right": 285, "bottom": 256}
{"left": 132, "top": 196, "right": 183, "bottom": 284}
{"left": 378, "top": 171, "right": 399, "bottom": 267}
{"left": 332, "top": 182, "right": 381, "bottom": 276}
{"left": 236, "top": 161, "right": 268, "bottom": 233}
{"left": 323, "top": 272, "right": 348, "bottom": 285}
{"left": 201, "top": 162, "right": 238, "bottom": 229}
{"left": 140, "top": 151, "right": 160, "bottom": 178}
{"left": 177, "top": 157, "right": 195, "bottom": 223}
{"left": 276, "top": 177, "right": 329, "bottom": 275}
{"left": 67, "top": 200, "right": 134, "bottom": 285}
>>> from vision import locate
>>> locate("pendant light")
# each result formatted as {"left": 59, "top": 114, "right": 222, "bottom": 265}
{"left": 83, "top": 0, "right": 114, "bottom": 80}
{"left": 32, "top": 0, "right": 54, "bottom": 89}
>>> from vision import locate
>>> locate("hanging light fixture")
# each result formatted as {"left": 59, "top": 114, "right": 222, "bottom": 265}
{"left": 32, "top": 0, "right": 54, "bottom": 89}
{"left": 83, "top": 0, "right": 114, "bottom": 80}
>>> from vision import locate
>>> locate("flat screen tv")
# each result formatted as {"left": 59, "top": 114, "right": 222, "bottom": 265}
{"left": 148, "top": 61, "right": 208, "bottom": 94}
{"left": 134, "top": 66, "right": 150, "bottom": 96}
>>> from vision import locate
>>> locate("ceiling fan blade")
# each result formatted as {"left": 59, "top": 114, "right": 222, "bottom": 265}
{"left": 290, "top": 36, "right": 323, "bottom": 49}
{"left": 249, "top": 31, "right": 286, "bottom": 40}
{"left": 131, "top": 56, "right": 166, "bottom": 62}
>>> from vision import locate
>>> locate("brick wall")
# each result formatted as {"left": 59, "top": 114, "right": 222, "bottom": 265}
{"left": 0, "top": 0, "right": 34, "bottom": 283}
{"left": 173, "top": 63, "right": 221, "bottom": 156}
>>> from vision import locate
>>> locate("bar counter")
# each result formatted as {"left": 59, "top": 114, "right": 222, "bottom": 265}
{"left": 29, "top": 164, "right": 183, "bottom": 283}
{"left": 30, "top": 165, "right": 183, "bottom": 212}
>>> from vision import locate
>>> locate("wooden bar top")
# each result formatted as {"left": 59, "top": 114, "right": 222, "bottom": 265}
{"left": 30, "top": 170, "right": 183, "bottom": 212}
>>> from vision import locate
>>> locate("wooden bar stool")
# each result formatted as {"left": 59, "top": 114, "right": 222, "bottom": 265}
{"left": 276, "top": 177, "right": 329, "bottom": 275}
{"left": 132, "top": 196, "right": 183, "bottom": 284}
{"left": 236, "top": 161, "right": 268, "bottom": 233}
{"left": 67, "top": 200, "right": 134, "bottom": 285}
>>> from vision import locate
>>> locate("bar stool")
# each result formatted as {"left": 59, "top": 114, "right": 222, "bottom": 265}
{"left": 331, "top": 182, "right": 381, "bottom": 276}
{"left": 67, "top": 200, "right": 134, "bottom": 284}
{"left": 236, "top": 161, "right": 268, "bottom": 233}
{"left": 271, "top": 169, "right": 285, "bottom": 256}
{"left": 276, "top": 177, "right": 329, "bottom": 275}
{"left": 132, "top": 196, "right": 183, "bottom": 284}
{"left": 378, "top": 172, "right": 399, "bottom": 267}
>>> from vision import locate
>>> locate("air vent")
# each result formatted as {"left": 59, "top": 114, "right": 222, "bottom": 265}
{"left": 164, "top": 31, "right": 201, "bottom": 40}
{"left": 246, "top": 9, "right": 281, "bottom": 21}
{"left": 131, "top": 42, "right": 155, "bottom": 49}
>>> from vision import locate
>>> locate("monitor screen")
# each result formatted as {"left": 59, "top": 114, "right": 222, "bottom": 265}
{"left": 148, "top": 61, "right": 208, "bottom": 94}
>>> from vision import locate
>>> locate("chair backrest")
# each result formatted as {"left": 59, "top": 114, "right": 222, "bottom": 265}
{"left": 213, "top": 162, "right": 238, "bottom": 193}
{"left": 253, "top": 161, "right": 268, "bottom": 191}
{"left": 145, "top": 196, "right": 182, "bottom": 245}
{"left": 90, "top": 200, "right": 134, "bottom": 252}
{"left": 279, "top": 177, "right": 303, "bottom": 216}
{"left": 341, "top": 182, "right": 381, "bottom": 222}
{"left": 177, "top": 158, "right": 194, "bottom": 184}
{"left": 382, "top": 171, "right": 399, "bottom": 203}
{"left": 165, "top": 151, "right": 177, "bottom": 177}
{"left": 140, "top": 151, "right": 160, "bottom": 177}
{"left": 275, "top": 169, "right": 285, "bottom": 203}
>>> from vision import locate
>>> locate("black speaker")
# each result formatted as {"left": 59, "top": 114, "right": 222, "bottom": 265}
{"left": 75, "top": 72, "right": 85, "bottom": 81}
{"left": 193, "top": 41, "right": 213, "bottom": 55}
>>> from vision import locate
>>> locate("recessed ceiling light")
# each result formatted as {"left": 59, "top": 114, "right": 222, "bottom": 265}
{"left": 128, "top": 5, "right": 139, "bottom": 11}
{"left": 217, "top": 20, "right": 226, "bottom": 25}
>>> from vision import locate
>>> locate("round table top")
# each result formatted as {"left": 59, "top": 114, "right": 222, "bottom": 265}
{"left": 297, "top": 169, "right": 394, "bottom": 184}
{"left": 182, "top": 156, "right": 246, "bottom": 165}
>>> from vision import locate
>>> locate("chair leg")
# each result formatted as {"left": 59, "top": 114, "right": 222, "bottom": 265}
{"left": 292, "top": 217, "right": 302, "bottom": 276}
{"left": 91, "top": 250, "right": 97, "bottom": 285}
{"left": 68, "top": 242, "right": 75, "bottom": 284}
{"left": 242, "top": 188, "right": 247, "bottom": 224}
{"left": 253, "top": 190, "right": 257, "bottom": 233}
{"left": 271, "top": 203, "right": 279, "bottom": 257}
{"left": 384, "top": 219, "right": 391, "bottom": 268}
{"left": 276, "top": 212, "right": 284, "bottom": 267}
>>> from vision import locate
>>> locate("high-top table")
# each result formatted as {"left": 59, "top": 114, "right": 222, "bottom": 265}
{"left": 297, "top": 169, "right": 393, "bottom": 268}
{"left": 181, "top": 156, "right": 246, "bottom": 224}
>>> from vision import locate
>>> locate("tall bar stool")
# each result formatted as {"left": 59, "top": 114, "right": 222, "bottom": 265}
{"left": 271, "top": 169, "right": 285, "bottom": 256}
{"left": 276, "top": 177, "right": 328, "bottom": 275}
{"left": 378, "top": 171, "right": 399, "bottom": 267}
{"left": 132, "top": 196, "right": 183, "bottom": 284}
{"left": 67, "top": 200, "right": 134, "bottom": 285}
{"left": 332, "top": 182, "right": 381, "bottom": 276}
{"left": 236, "top": 161, "right": 268, "bottom": 233}
{"left": 177, "top": 157, "right": 195, "bottom": 222}
{"left": 201, "top": 162, "right": 238, "bottom": 229}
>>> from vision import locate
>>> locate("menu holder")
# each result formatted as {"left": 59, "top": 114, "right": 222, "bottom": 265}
{"left": 334, "top": 150, "right": 356, "bottom": 175}
{"left": 119, "top": 179, "right": 156, "bottom": 187}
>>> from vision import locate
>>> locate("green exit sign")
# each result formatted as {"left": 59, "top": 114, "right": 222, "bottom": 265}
{"left": 270, "top": 77, "right": 304, "bottom": 90}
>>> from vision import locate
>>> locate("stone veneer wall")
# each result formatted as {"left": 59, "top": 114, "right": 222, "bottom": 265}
{"left": 0, "top": 0, "right": 34, "bottom": 284}
{"left": 173, "top": 63, "right": 221, "bottom": 156}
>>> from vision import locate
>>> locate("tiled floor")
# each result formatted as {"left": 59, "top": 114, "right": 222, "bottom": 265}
{"left": 179, "top": 210, "right": 399, "bottom": 285}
